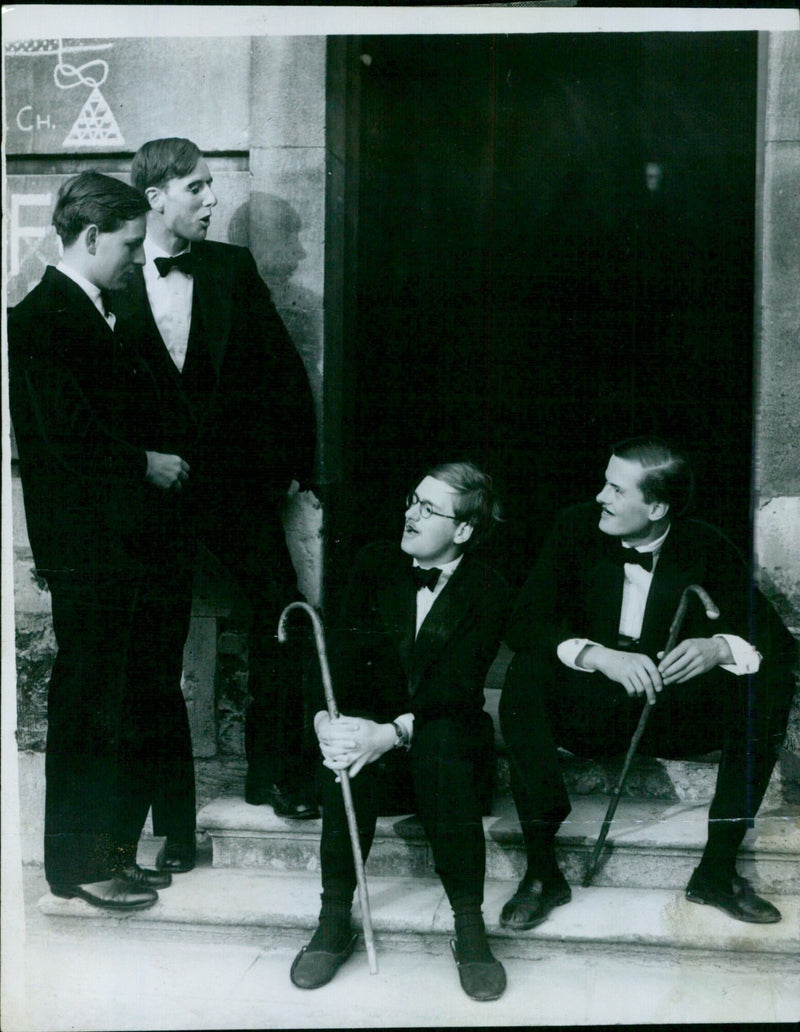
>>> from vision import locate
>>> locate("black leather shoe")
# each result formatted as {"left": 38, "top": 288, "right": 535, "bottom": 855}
{"left": 50, "top": 876, "right": 158, "bottom": 911}
{"left": 248, "top": 783, "right": 320, "bottom": 820}
{"left": 499, "top": 870, "right": 572, "bottom": 931}
{"left": 686, "top": 867, "right": 781, "bottom": 924}
{"left": 449, "top": 939, "right": 507, "bottom": 1001}
{"left": 290, "top": 933, "right": 358, "bottom": 989}
{"left": 119, "top": 863, "right": 172, "bottom": 890}
{"left": 156, "top": 840, "right": 196, "bottom": 874}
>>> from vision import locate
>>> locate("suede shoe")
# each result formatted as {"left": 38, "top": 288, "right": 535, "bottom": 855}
{"left": 449, "top": 939, "right": 507, "bottom": 1001}
{"left": 499, "top": 870, "right": 572, "bottom": 930}
{"left": 290, "top": 933, "right": 358, "bottom": 989}
{"left": 686, "top": 867, "right": 781, "bottom": 924}
{"left": 156, "top": 839, "right": 196, "bottom": 874}
{"left": 50, "top": 876, "right": 158, "bottom": 911}
{"left": 119, "top": 863, "right": 172, "bottom": 890}
{"left": 248, "top": 783, "right": 320, "bottom": 820}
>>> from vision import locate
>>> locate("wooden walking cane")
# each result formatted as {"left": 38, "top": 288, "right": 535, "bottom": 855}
{"left": 277, "top": 601, "right": 379, "bottom": 974}
{"left": 582, "top": 584, "right": 720, "bottom": 887}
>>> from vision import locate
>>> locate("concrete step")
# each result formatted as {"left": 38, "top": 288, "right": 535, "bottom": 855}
{"left": 36, "top": 863, "right": 800, "bottom": 972}
{"left": 197, "top": 792, "right": 800, "bottom": 893}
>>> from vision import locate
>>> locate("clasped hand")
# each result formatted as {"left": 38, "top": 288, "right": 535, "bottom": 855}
{"left": 316, "top": 714, "right": 395, "bottom": 779}
{"left": 145, "top": 451, "right": 190, "bottom": 491}
{"left": 587, "top": 637, "right": 729, "bottom": 705}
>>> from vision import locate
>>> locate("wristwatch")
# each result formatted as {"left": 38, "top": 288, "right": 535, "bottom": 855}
{"left": 391, "top": 720, "right": 410, "bottom": 750}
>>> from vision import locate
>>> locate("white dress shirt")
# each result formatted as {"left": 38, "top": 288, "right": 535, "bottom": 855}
{"left": 142, "top": 237, "right": 193, "bottom": 371}
{"left": 557, "top": 525, "right": 760, "bottom": 676}
{"left": 56, "top": 261, "right": 115, "bottom": 331}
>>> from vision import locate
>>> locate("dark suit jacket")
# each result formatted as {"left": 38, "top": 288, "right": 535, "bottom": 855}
{"left": 318, "top": 542, "right": 511, "bottom": 728}
{"left": 111, "top": 241, "right": 315, "bottom": 503}
{"left": 506, "top": 502, "right": 795, "bottom": 675}
{"left": 8, "top": 266, "right": 188, "bottom": 577}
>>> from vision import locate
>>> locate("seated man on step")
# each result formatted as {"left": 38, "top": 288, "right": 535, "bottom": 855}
{"left": 290, "top": 461, "right": 511, "bottom": 1000}
{"left": 499, "top": 437, "right": 796, "bottom": 930}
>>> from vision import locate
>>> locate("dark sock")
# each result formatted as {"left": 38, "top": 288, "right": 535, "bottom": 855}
{"left": 454, "top": 909, "right": 494, "bottom": 965}
{"left": 697, "top": 822, "right": 745, "bottom": 884}
{"left": 521, "top": 827, "right": 561, "bottom": 886}
{"left": 307, "top": 896, "right": 352, "bottom": 952}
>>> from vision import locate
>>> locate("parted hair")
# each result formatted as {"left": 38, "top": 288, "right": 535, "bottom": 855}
{"left": 52, "top": 171, "right": 150, "bottom": 247}
{"left": 423, "top": 460, "right": 503, "bottom": 548}
{"left": 612, "top": 436, "right": 694, "bottom": 517}
{"left": 130, "top": 137, "right": 202, "bottom": 193}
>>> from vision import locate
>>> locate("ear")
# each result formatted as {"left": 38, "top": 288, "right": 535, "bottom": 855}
{"left": 85, "top": 224, "right": 99, "bottom": 255}
{"left": 145, "top": 185, "right": 164, "bottom": 213}
{"left": 453, "top": 521, "right": 475, "bottom": 547}
{"left": 648, "top": 500, "right": 669, "bottom": 522}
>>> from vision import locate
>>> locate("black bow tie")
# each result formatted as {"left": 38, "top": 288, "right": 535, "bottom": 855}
{"left": 99, "top": 289, "right": 114, "bottom": 318}
{"left": 154, "top": 252, "right": 195, "bottom": 278}
{"left": 412, "top": 566, "right": 442, "bottom": 592}
{"left": 615, "top": 547, "right": 654, "bottom": 572}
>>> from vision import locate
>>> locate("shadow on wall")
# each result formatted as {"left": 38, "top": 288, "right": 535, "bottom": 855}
{"left": 227, "top": 193, "right": 322, "bottom": 400}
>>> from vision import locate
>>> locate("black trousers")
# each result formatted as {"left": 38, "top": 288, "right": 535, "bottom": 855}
{"left": 499, "top": 649, "right": 793, "bottom": 871}
{"left": 193, "top": 492, "right": 313, "bottom": 793}
{"left": 44, "top": 567, "right": 193, "bottom": 885}
{"left": 112, "top": 567, "right": 196, "bottom": 861}
{"left": 319, "top": 716, "right": 488, "bottom": 913}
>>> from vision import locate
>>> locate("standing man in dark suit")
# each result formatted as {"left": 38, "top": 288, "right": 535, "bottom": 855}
{"left": 9, "top": 171, "right": 196, "bottom": 910}
{"left": 290, "top": 462, "right": 511, "bottom": 1001}
{"left": 499, "top": 438, "right": 796, "bottom": 930}
{"left": 112, "top": 139, "right": 319, "bottom": 864}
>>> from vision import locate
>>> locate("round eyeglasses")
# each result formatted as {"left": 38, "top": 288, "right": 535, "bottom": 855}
{"left": 405, "top": 492, "right": 460, "bottom": 521}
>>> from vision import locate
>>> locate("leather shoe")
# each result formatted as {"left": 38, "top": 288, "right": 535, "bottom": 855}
{"left": 686, "top": 867, "right": 781, "bottom": 924}
{"left": 50, "top": 876, "right": 158, "bottom": 911}
{"left": 499, "top": 870, "right": 572, "bottom": 931}
{"left": 156, "top": 840, "right": 196, "bottom": 874}
{"left": 248, "top": 783, "right": 320, "bottom": 820}
{"left": 290, "top": 933, "right": 358, "bottom": 989}
{"left": 449, "top": 939, "right": 506, "bottom": 1001}
{"left": 118, "top": 863, "right": 172, "bottom": 889}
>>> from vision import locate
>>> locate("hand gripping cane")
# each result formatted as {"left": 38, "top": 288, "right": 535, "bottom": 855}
{"left": 277, "top": 601, "right": 379, "bottom": 974}
{"left": 582, "top": 584, "right": 720, "bottom": 887}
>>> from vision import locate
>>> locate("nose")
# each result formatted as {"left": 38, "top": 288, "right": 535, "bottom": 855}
{"left": 134, "top": 245, "right": 146, "bottom": 266}
{"left": 405, "top": 499, "right": 420, "bottom": 520}
{"left": 203, "top": 185, "right": 218, "bottom": 208}
{"left": 596, "top": 485, "right": 611, "bottom": 504}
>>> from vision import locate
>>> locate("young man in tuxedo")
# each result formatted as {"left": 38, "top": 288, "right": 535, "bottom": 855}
{"left": 499, "top": 438, "right": 796, "bottom": 930}
{"left": 112, "top": 139, "right": 319, "bottom": 865}
{"left": 9, "top": 172, "right": 196, "bottom": 910}
{"left": 289, "top": 462, "right": 510, "bottom": 1000}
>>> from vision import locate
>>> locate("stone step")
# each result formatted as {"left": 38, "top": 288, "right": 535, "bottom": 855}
{"left": 37, "top": 864, "right": 800, "bottom": 972}
{"left": 197, "top": 793, "right": 800, "bottom": 894}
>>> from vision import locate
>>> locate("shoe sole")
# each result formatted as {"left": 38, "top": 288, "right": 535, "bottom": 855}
{"left": 50, "top": 888, "right": 158, "bottom": 911}
{"left": 685, "top": 890, "right": 781, "bottom": 924}
{"left": 290, "top": 934, "right": 358, "bottom": 989}
{"left": 499, "top": 888, "right": 573, "bottom": 931}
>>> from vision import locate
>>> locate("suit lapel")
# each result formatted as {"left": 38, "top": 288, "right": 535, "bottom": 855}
{"left": 377, "top": 563, "right": 417, "bottom": 679}
{"left": 587, "top": 537, "right": 626, "bottom": 645}
{"left": 640, "top": 525, "right": 704, "bottom": 649}
{"left": 192, "top": 243, "right": 233, "bottom": 376}
{"left": 409, "top": 558, "right": 478, "bottom": 692}
{"left": 46, "top": 267, "right": 115, "bottom": 342}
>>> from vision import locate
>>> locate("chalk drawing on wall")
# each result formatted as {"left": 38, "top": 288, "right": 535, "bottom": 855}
{"left": 5, "top": 38, "right": 124, "bottom": 147}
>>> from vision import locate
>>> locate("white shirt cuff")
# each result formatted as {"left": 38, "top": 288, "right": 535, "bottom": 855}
{"left": 394, "top": 713, "right": 415, "bottom": 743}
{"left": 557, "top": 638, "right": 598, "bottom": 671}
{"left": 715, "top": 634, "right": 762, "bottom": 675}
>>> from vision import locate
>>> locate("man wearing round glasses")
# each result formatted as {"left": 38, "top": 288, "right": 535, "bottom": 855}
{"left": 290, "top": 461, "right": 510, "bottom": 1001}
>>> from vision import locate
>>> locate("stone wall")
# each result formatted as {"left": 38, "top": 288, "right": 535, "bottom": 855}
{"left": 753, "top": 32, "right": 800, "bottom": 777}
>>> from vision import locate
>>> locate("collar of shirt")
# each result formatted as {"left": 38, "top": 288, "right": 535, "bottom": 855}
{"left": 412, "top": 554, "right": 463, "bottom": 636}
{"left": 143, "top": 237, "right": 193, "bottom": 281}
{"left": 56, "top": 261, "right": 115, "bottom": 329}
{"left": 621, "top": 524, "right": 671, "bottom": 567}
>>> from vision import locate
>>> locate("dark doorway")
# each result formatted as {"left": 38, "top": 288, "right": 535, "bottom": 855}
{"left": 336, "top": 33, "right": 758, "bottom": 591}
